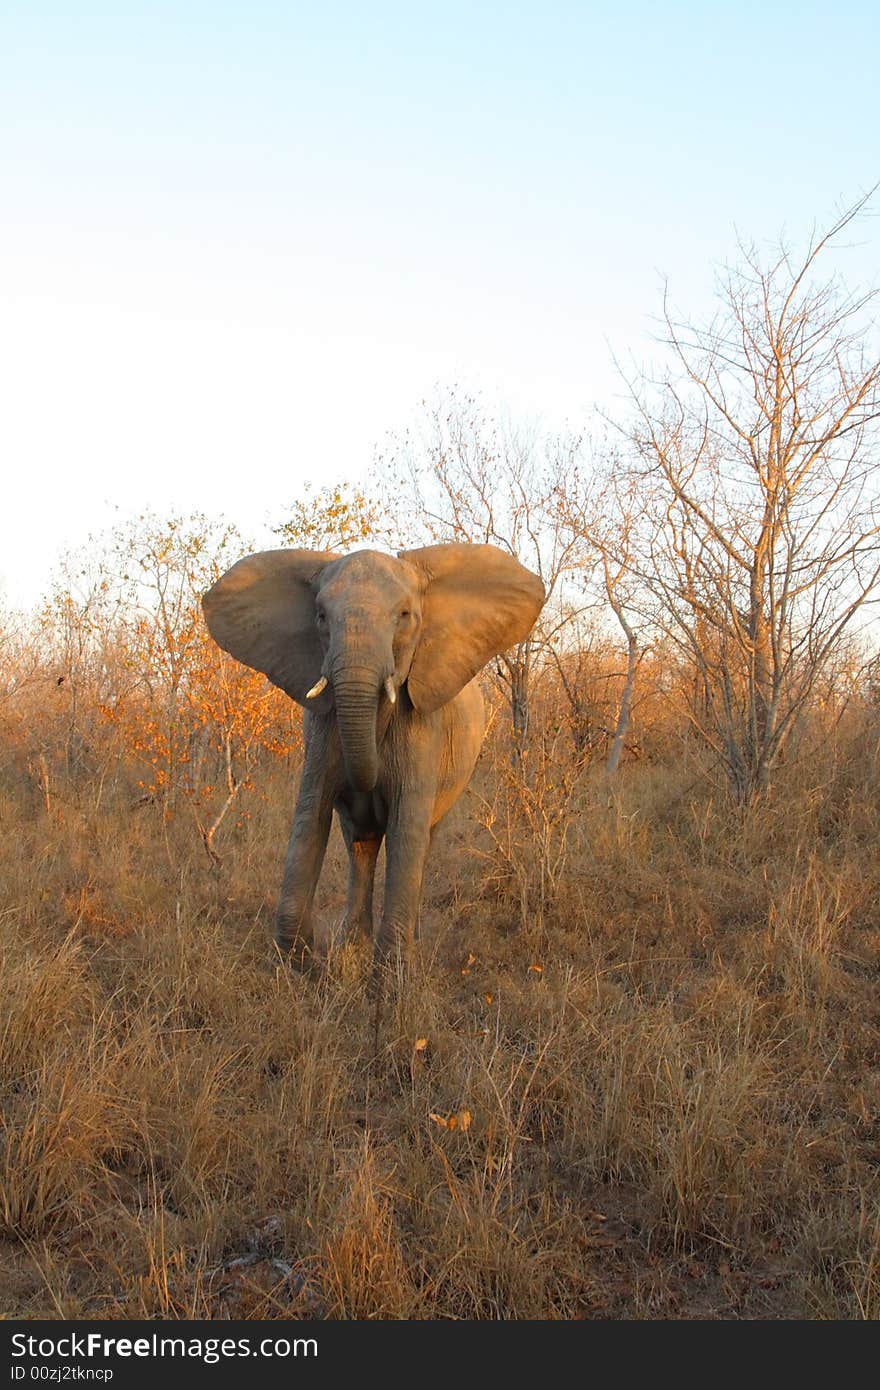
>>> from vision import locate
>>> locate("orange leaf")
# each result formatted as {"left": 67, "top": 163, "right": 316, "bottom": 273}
{"left": 413, "top": 1038, "right": 429, "bottom": 1053}
{"left": 528, "top": 963, "right": 544, "bottom": 975}
{"left": 429, "top": 1109, "right": 473, "bottom": 1133}
{"left": 483, "top": 992, "right": 494, "bottom": 1005}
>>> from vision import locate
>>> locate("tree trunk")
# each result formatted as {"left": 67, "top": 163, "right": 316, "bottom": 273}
{"left": 509, "top": 657, "right": 530, "bottom": 765}
{"left": 606, "top": 624, "right": 637, "bottom": 775}
{"left": 604, "top": 560, "right": 638, "bottom": 776}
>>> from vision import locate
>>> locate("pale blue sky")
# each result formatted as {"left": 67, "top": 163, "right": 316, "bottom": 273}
{"left": 2, "top": 2, "right": 878, "bottom": 605}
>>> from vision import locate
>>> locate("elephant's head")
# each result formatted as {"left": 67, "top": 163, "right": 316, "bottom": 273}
{"left": 202, "top": 543, "right": 545, "bottom": 793}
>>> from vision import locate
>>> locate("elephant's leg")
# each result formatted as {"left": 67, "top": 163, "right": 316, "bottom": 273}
{"left": 338, "top": 809, "right": 382, "bottom": 942}
{"left": 413, "top": 826, "right": 439, "bottom": 943}
{"left": 275, "top": 732, "right": 336, "bottom": 960}
{"left": 374, "top": 790, "right": 435, "bottom": 973}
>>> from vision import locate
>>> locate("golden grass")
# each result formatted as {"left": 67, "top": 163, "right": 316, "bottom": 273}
{"left": 1, "top": 733, "right": 879, "bottom": 1319}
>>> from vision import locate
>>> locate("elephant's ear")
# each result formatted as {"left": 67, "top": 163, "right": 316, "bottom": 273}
{"left": 202, "top": 549, "right": 338, "bottom": 707}
{"left": 400, "top": 543, "right": 546, "bottom": 713}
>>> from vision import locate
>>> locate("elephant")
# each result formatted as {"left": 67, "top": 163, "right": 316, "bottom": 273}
{"left": 202, "top": 542, "right": 545, "bottom": 975}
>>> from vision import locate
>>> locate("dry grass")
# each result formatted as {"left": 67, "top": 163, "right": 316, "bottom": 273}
{"left": 1, "top": 729, "right": 879, "bottom": 1319}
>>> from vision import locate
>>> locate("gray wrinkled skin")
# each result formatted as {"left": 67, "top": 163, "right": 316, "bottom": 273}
{"left": 202, "top": 543, "right": 545, "bottom": 972}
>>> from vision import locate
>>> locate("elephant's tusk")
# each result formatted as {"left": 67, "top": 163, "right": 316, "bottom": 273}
{"left": 305, "top": 676, "right": 328, "bottom": 699}
{"left": 384, "top": 677, "right": 397, "bottom": 705}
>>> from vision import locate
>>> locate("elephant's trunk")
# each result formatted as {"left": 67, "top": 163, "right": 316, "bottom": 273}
{"left": 332, "top": 665, "right": 381, "bottom": 793}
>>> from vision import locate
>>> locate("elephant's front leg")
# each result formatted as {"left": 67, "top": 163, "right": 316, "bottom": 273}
{"left": 375, "top": 788, "right": 435, "bottom": 973}
{"left": 275, "top": 724, "right": 337, "bottom": 961}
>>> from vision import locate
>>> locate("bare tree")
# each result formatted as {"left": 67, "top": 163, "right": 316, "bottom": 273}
{"left": 601, "top": 547, "right": 639, "bottom": 776}
{"left": 551, "top": 462, "right": 644, "bottom": 774}
{"left": 615, "top": 193, "right": 880, "bottom": 802}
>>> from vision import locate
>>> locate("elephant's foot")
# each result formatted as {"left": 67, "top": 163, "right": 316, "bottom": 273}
{"left": 341, "top": 914, "right": 374, "bottom": 944}
{"left": 369, "top": 925, "right": 415, "bottom": 999}
{"left": 274, "top": 918, "right": 314, "bottom": 969}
